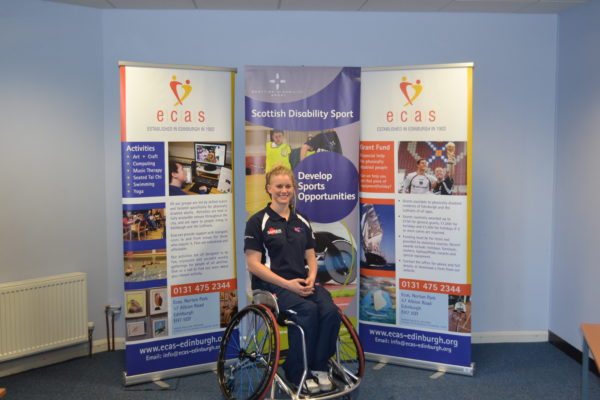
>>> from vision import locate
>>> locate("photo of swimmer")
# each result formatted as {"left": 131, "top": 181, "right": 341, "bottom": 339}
{"left": 124, "top": 249, "right": 166, "bottom": 286}
{"left": 359, "top": 275, "right": 396, "bottom": 324}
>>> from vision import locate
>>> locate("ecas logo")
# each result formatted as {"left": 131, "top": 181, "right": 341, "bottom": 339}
{"left": 385, "top": 75, "right": 435, "bottom": 124}
{"left": 155, "top": 76, "right": 205, "bottom": 124}
{"left": 170, "top": 75, "right": 192, "bottom": 106}
{"left": 399, "top": 76, "right": 423, "bottom": 106}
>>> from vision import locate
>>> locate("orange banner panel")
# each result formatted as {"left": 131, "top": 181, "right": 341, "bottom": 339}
{"left": 171, "top": 279, "right": 237, "bottom": 297}
{"left": 359, "top": 141, "right": 395, "bottom": 193}
{"left": 399, "top": 278, "right": 471, "bottom": 296}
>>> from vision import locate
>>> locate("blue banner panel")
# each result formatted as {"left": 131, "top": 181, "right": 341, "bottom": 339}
{"left": 359, "top": 322, "right": 471, "bottom": 367}
{"left": 124, "top": 239, "right": 166, "bottom": 252}
{"left": 125, "top": 331, "right": 222, "bottom": 376}
{"left": 121, "top": 142, "right": 165, "bottom": 198}
{"left": 123, "top": 202, "right": 166, "bottom": 211}
{"left": 245, "top": 67, "right": 360, "bottom": 131}
{"left": 124, "top": 279, "right": 167, "bottom": 291}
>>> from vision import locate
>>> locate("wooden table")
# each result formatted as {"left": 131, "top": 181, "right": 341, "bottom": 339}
{"left": 581, "top": 324, "right": 600, "bottom": 399}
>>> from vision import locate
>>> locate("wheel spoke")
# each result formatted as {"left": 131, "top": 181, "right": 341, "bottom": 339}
{"left": 217, "top": 305, "right": 280, "bottom": 400}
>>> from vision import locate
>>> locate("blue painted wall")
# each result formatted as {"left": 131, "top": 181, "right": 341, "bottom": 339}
{"left": 101, "top": 9, "right": 558, "bottom": 336}
{"left": 551, "top": 0, "right": 600, "bottom": 349}
{"left": 1, "top": 0, "right": 568, "bottom": 341}
{"left": 0, "top": 0, "right": 107, "bottom": 328}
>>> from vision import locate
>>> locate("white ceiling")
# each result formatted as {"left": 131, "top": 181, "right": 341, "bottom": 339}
{"left": 46, "top": 0, "right": 589, "bottom": 14}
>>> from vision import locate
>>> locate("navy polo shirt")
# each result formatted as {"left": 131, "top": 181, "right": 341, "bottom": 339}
{"left": 244, "top": 205, "right": 315, "bottom": 282}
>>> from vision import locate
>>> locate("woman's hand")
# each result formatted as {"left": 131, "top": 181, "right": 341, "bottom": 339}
{"left": 287, "top": 278, "right": 315, "bottom": 297}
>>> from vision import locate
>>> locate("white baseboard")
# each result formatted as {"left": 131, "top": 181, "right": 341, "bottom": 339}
{"left": 472, "top": 330, "right": 548, "bottom": 343}
{"left": 0, "top": 338, "right": 125, "bottom": 378}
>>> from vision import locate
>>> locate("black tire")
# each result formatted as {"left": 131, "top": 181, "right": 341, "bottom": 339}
{"left": 325, "top": 240, "right": 357, "bottom": 285}
{"left": 217, "top": 304, "right": 280, "bottom": 400}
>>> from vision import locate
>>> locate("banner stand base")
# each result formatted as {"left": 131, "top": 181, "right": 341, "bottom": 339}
{"left": 365, "top": 352, "right": 475, "bottom": 376}
{"left": 122, "top": 361, "right": 216, "bottom": 386}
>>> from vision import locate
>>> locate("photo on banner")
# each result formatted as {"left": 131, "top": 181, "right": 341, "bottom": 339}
{"left": 119, "top": 62, "right": 236, "bottom": 384}
{"left": 245, "top": 66, "right": 361, "bottom": 315}
{"left": 359, "top": 64, "right": 474, "bottom": 374}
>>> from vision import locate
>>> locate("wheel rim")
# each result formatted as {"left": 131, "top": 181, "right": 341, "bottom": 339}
{"left": 335, "top": 313, "right": 365, "bottom": 380}
{"left": 218, "top": 305, "right": 279, "bottom": 400}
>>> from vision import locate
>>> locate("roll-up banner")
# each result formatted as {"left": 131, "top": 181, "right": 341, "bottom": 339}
{"left": 119, "top": 62, "right": 237, "bottom": 385}
{"left": 359, "top": 63, "right": 474, "bottom": 375}
{"left": 245, "top": 66, "right": 361, "bottom": 319}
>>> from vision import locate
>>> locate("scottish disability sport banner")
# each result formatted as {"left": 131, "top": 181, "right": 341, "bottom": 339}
{"left": 359, "top": 64, "right": 474, "bottom": 374}
{"left": 245, "top": 66, "right": 361, "bottom": 316}
{"left": 120, "top": 62, "right": 237, "bottom": 384}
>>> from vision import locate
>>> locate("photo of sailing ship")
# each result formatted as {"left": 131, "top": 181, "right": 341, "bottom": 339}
{"left": 360, "top": 203, "right": 395, "bottom": 271}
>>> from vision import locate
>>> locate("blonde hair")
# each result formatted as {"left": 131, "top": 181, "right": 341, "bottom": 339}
{"left": 265, "top": 165, "right": 296, "bottom": 194}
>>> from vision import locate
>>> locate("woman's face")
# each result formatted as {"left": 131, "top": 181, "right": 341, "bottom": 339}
{"left": 267, "top": 173, "right": 294, "bottom": 206}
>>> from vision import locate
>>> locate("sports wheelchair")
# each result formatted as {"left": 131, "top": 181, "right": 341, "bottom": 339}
{"left": 217, "top": 290, "right": 365, "bottom": 400}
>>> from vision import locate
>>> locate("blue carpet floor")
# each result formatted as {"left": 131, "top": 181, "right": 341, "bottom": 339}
{"left": 1, "top": 342, "right": 599, "bottom": 399}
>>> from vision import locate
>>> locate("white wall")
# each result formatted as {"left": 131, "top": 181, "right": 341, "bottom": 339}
{"left": 0, "top": 0, "right": 107, "bottom": 327}
{"left": 551, "top": 0, "right": 600, "bottom": 349}
{"left": 1, "top": 0, "right": 560, "bottom": 340}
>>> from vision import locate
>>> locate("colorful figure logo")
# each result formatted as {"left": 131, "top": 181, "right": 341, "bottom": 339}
{"left": 170, "top": 75, "right": 192, "bottom": 106}
{"left": 399, "top": 76, "right": 423, "bottom": 106}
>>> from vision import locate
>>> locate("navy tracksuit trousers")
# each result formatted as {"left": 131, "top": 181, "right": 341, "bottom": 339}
{"left": 256, "top": 282, "right": 341, "bottom": 385}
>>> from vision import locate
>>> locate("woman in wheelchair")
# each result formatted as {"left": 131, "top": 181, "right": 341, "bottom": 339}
{"left": 243, "top": 165, "right": 339, "bottom": 394}
{"left": 218, "top": 165, "right": 364, "bottom": 400}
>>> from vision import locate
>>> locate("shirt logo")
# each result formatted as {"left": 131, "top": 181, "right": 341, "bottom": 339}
{"left": 267, "top": 228, "right": 283, "bottom": 235}
{"left": 294, "top": 227, "right": 304, "bottom": 233}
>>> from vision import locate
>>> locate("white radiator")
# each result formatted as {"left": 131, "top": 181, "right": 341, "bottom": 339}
{"left": 0, "top": 273, "right": 88, "bottom": 362}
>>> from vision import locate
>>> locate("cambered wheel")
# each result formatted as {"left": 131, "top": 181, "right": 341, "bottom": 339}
{"left": 334, "top": 312, "right": 365, "bottom": 380}
{"left": 217, "top": 304, "right": 280, "bottom": 400}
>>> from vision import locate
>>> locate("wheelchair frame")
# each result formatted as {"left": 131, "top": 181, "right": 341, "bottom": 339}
{"left": 217, "top": 290, "right": 365, "bottom": 400}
